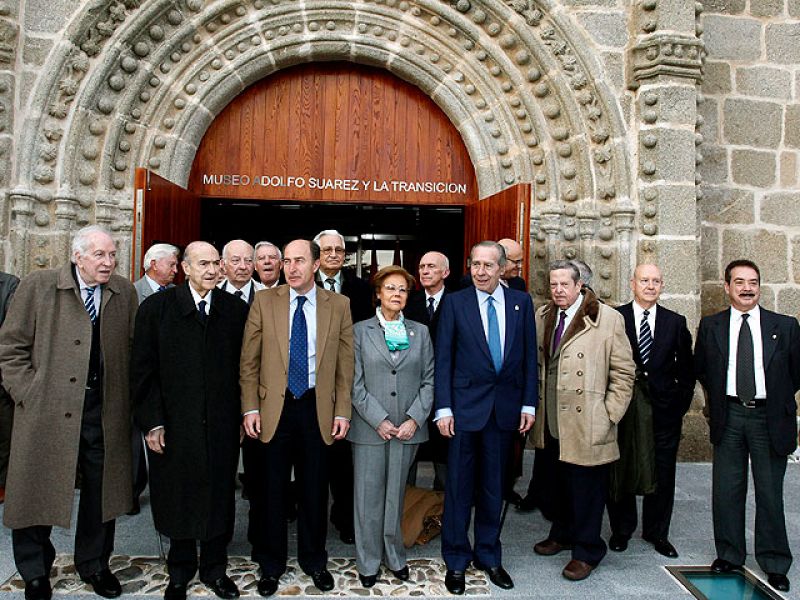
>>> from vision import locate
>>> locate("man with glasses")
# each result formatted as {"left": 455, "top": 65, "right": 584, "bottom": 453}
{"left": 435, "top": 241, "right": 537, "bottom": 594}
{"left": 218, "top": 239, "right": 264, "bottom": 306}
{"left": 497, "top": 238, "right": 527, "bottom": 291}
{"left": 312, "top": 229, "right": 372, "bottom": 544}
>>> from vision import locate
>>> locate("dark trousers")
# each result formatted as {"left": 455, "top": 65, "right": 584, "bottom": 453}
{"left": 713, "top": 402, "right": 792, "bottom": 575}
{"left": 441, "top": 416, "right": 512, "bottom": 571}
{"left": 13, "top": 389, "right": 114, "bottom": 581}
{"left": 328, "top": 439, "right": 354, "bottom": 535}
{"left": 524, "top": 448, "right": 552, "bottom": 509}
{"left": 245, "top": 389, "right": 330, "bottom": 576}
{"left": 167, "top": 533, "right": 230, "bottom": 584}
{"left": 0, "top": 386, "right": 13, "bottom": 486}
{"left": 539, "top": 432, "right": 609, "bottom": 566}
{"left": 607, "top": 418, "right": 681, "bottom": 541}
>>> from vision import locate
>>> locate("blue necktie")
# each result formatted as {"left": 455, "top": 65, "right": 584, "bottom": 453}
{"left": 487, "top": 296, "right": 502, "bottom": 373}
{"left": 288, "top": 296, "right": 309, "bottom": 398}
{"left": 157, "top": 285, "right": 167, "bottom": 292}
{"left": 84, "top": 286, "right": 97, "bottom": 324}
{"left": 198, "top": 299, "right": 208, "bottom": 323}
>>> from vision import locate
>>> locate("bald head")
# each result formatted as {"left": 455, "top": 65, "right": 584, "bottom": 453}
{"left": 418, "top": 251, "right": 450, "bottom": 294}
{"left": 498, "top": 238, "right": 523, "bottom": 279}
{"left": 631, "top": 263, "right": 664, "bottom": 309}
{"left": 183, "top": 241, "right": 220, "bottom": 296}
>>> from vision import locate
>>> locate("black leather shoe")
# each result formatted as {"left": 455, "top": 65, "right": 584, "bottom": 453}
{"left": 163, "top": 581, "right": 187, "bottom": 600}
{"left": 767, "top": 573, "right": 790, "bottom": 592}
{"left": 82, "top": 569, "right": 122, "bottom": 598}
{"left": 256, "top": 575, "right": 279, "bottom": 597}
{"left": 391, "top": 566, "right": 410, "bottom": 581}
{"left": 24, "top": 577, "right": 52, "bottom": 600}
{"left": 310, "top": 569, "right": 334, "bottom": 592}
{"left": 358, "top": 574, "right": 377, "bottom": 588}
{"left": 644, "top": 537, "right": 678, "bottom": 558}
{"left": 517, "top": 494, "right": 537, "bottom": 512}
{"left": 339, "top": 530, "right": 355, "bottom": 545}
{"left": 503, "top": 490, "right": 523, "bottom": 507}
{"left": 609, "top": 534, "right": 629, "bottom": 552}
{"left": 202, "top": 576, "right": 240, "bottom": 599}
{"left": 710, "top": 558, "right": 742, "bottom": 574}
{"left": 473, "top": 563, "right": 514, "bottom": 590}
{"left": 444, "top": 570, "right": 465, "bottom": 595}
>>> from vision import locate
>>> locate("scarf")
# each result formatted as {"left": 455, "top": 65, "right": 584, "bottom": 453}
{"left": 376, "top": 306, "right": 410, "bottom": 351}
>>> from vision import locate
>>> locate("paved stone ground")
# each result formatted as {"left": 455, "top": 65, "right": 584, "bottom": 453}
{"left": 1, "top": 457, "right": 798, "bottom": 599}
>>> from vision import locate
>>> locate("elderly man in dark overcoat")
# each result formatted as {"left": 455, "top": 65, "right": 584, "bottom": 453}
{"left": 132, "top": 241, "right": 248, "bottom": 600}
{"left": 0, "top": 225, "right": 138, "bottom": 600}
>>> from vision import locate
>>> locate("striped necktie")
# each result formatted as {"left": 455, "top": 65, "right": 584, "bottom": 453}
{"left": 84, "top": 286, "right": 97, "bottom": 324}
{"left": 639, "top": 309, "right": 653, "bottom": 364}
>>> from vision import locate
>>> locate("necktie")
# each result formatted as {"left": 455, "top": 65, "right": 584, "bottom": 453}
{"left": 326, "top": 277, "right": 336, "bottom": 292}
{"left": 552, "top": 310, "right": 566, "bottom": 354}
{"left": 84, "top": 286, "right": 97, "bottom": 324}
{"left": 639, "top": 309, "right": 654, "bottom": 364}
{"left": 234, "top": 290, "right": 244, "bottom": 302}
{"left": 198, "top": 299, "right": 207, "bottom": 323}
{"left": 487, "top": 297, "right": 502, "bottom": 373}
{"left": 288, "top": 296, "right": 309, "bottom": 398}
{"left": 736, "top": 313, "right": 756, "bottom": 403}
{"left": 157, "top": 285, "right": 167, "bottom": 292}
{"left": 427, "top": 297, "right": 435, "bottom": 321}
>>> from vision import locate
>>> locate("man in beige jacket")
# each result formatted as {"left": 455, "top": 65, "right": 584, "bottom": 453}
{"left": 531, "top": 260, "right": 635, "bottom": 581}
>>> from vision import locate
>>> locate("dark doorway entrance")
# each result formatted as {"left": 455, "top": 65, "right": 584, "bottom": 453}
{"left": 200, "top": 199, "right": 465, "bottom": 286}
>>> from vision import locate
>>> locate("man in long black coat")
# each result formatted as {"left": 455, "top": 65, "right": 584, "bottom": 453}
{"left": 133, "top": 241, "right": 248, "bottom": 600}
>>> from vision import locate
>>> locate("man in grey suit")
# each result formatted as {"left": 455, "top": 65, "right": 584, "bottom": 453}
{"left": 131, "top": 243, "right": 179, "bottom": 513}
{"left": 133, "top": 244, "right": 179, "bottom": 304}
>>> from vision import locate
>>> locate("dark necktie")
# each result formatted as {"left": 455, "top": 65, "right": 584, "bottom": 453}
{"left": 487, "top": 297, "right": 502, "bottom": 373}
{"left": 84, "top": 286, "right": 97, "bottom": 324}
{"left": 427, "top": 297, "right": 435, "bottom": 321}
{"left": 198, "top": 299, "right": 208, "bottom": 323}
{"left": 234, "top": 290, "right": 245, "bottom": 302}
{"left": 288, "top": 296, "right": 309, "bottom": 398}
{"left": 326, "top": 278, "right": 336, "bottom": 292}
{"left": 736, "top": 313, "right": 756, "bottom": 403}
{"left": 551, "top": 310, "right": 566, "bottom": 354}
{"left": 639, "top": 309, "right": 653, "bottom": 364}
{"left": 157, "top": 285, "right": 167, "bottom": 292}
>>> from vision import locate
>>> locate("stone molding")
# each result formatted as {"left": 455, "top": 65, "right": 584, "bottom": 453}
{"left": 629, "top": 33, "right": 705, "bottom": 89}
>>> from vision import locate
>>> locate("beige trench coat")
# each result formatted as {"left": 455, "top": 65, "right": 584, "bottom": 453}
{"left": 0, "top": 263, "right": 138, "bottom": 528}
{"left": 531, "top": 290, "right": 635, "bottom": 466}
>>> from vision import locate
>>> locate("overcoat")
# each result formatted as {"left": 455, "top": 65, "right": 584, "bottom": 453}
{"left": 132, "top": 284, "right": 248, "bottom": 540}
{"left": 0, "top": 263, "right": 138, "bottom": 528}
{"left": 531, "top": 289, "right": 636, "bottom": 466}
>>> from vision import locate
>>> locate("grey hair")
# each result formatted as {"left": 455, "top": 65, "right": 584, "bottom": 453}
{"left": 143, "top": 243, "right": 179, "bottom": 268}
{"left": 254, "top": 241, "right": 282, "bottom": 260}
{"left": 570, "top": 259, "right": 593, "bottom": 287}
{"left": 470, "top": 241, "right": 507, "bottom": 267}
{"left": 313, "top": 229, "right": 346, "bottom": 248}
{"left": 70, "top": 225, "right": 114, "bottom": 263}
{"left": 221, "top": 239, "right": 255, "bottom": 260}
{"left": 548, "top": 259, "right": 581, "bottom": 284}
{"left": 420, "top": 251, "right": 450, "bottom": 271}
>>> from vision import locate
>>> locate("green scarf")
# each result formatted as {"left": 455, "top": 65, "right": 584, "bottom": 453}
{"left": 376, "top": 306, "right": 410, "bottom": 351}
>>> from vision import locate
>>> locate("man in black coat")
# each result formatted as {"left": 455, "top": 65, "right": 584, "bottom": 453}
{"left": 133, "top": 241, "right": 249, "bottom": 600}
{"left": 695, "top": 259, "right": 800, "bottom": 594}
{"left": 606, "top": 264, "right": 694, "bottom": 558}
{"left": 313, "top": 229, "right": 372, "bottom": 544}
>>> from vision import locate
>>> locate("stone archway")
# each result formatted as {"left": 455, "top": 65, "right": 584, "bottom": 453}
{"left": 9, "top": 0, "right": 634, "bottom": 300}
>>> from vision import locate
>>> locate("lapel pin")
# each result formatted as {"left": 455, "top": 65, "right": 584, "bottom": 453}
{"left": 772, "top": 334, "right": 777, "bottom": 339}
{"left": 409, "top": 331, "right": 415, "bottom": 336}
{"left": 515, "top": 305, "right": 520, "bottom": 311}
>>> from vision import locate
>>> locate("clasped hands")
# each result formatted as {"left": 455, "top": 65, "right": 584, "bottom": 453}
{"left": 376, "top": 418, "right": 417, "bottom": 441}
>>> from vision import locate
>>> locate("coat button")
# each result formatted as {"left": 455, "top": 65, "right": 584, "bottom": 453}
{"left": 577, "top": 352, "right": 584, "bottom": 359}
{"left": 576, "top": 406, "right": 582, "bottom": 413}
{"left": 577, "top": 370, "right": 583, "bottom": 376}
{"left": 391, "top": 392, "right": 397, "bottom": 397}
{"left": 65, "top": 412, "right": 72, "bottom": 418}
{"left": 74, "top": 340, "right": 81, "bottom": 345}
{"left": 576, "top": 389, "right": 583, "bottom": 395}
{"left": 392, "top": 370, "right": 397, "bottom": 375}
{"left": 69, "top": 377, "right": 77, "bottom": 383}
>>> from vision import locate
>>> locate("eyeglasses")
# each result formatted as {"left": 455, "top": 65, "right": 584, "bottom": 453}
{"left": 510, "top": 259, "right": 524, "bottom": 266}
{"left": 321, "top": 246, "right": 346, "bottom": 255}
{"left": 383, "top": 284, "right": 409, "bottom": 294}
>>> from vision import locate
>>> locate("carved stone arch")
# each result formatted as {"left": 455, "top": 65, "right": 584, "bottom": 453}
{"left": 12, "top": 0, "right": 633, "bottom": 290}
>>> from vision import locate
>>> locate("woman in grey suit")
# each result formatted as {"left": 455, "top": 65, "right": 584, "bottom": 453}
{"left": 349, "top": 265, "right": 434, "bottom": 588}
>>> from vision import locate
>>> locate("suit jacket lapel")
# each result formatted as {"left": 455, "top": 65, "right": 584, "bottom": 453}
{"left": 503, "top": 291, "right": 519, "bottom": 368}
{"left": 273, "top": 287, "right": 290, "bottom": 369}
{"left": 366, "top": 318, "right": 396, "bottom": 368}
{"left": 712, "top": 309, "right": 730, "bottom": 360}
{"left": 761, "top": 308, "right": 779, "bottom": 370}
{"left": 466, "top": 290, "right": 493, "bottom": 364}
{"left": 316, "top": 290, "right": 332, "bottom": 370}
{"left": 649, "top": 305, "right": 668, "bottom": 364}
{"left": 620, "top": 303, "right": 639, "bottom": 363}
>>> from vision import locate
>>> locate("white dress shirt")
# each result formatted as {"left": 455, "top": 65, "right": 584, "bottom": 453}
{"left": 218, "top": 278, "right": 265, "bottom": 303}
{"left": 75, "top": 269, "right": 102, "bottom": 316}
{"left": 289, "top": 285, "right": 317, "bottom": 388}
{"left": 726, "top": 305, "right": 767, "bottom": 399}
{"left": 632, "top": 301, "right": 657, "bottom": 339}
{"left": 321, "top": 271, "right": 342, "bottom": 294}
{"left": 145, "top": 274, "right": 163, "bottom": 294}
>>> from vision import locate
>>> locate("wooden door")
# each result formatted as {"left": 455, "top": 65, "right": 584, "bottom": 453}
{"left": 464, "top": 183, "right": 532, "bottom": 285}
{"left": 131, "top": 168, "right": 201, "bottom": 279}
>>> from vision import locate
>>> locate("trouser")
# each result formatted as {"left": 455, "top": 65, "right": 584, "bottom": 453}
{"left": 0, "top": 386, "right": 13, "bottom": 486}
{"left": 329, "top": 439, "right": 354, "bottom": 535}
{"left": 246, "top": 389, "right": 330, "bottom": 576}
{"left": 167, "top": 533, "right": 230, "bottom": 584}
{"left": 713, "top": 402, "right": 792, "bottom": 575}
{"left": 13, "top": 388, "right": 114, "bottom": 581}
{"left": 130, "top": 425, "right": 148, "bottom": 501}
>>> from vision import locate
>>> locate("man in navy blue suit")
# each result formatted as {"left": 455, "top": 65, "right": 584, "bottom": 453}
{"left": 434, "top": 241, "right": 537, "bottom": 595}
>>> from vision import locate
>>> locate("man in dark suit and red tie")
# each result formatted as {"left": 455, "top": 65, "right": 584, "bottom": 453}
{"left": 606, "top": 264, "right": 695, "bottom": 558}
{"left": 695, "top": 259, "right": 800, "bottom": 593}
{"left": 435, "top": 241, "right": 537, "bottom": 595}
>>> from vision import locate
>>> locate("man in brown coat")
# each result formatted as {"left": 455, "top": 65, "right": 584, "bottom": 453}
{"left": 0, "top": 225, "right": 138, "bottom": 600}
{"left": 240, "top": 239, "right": 354, "bottom": 596}
{"left": 531, "top": 260, "right": 635, "bottom": 581}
